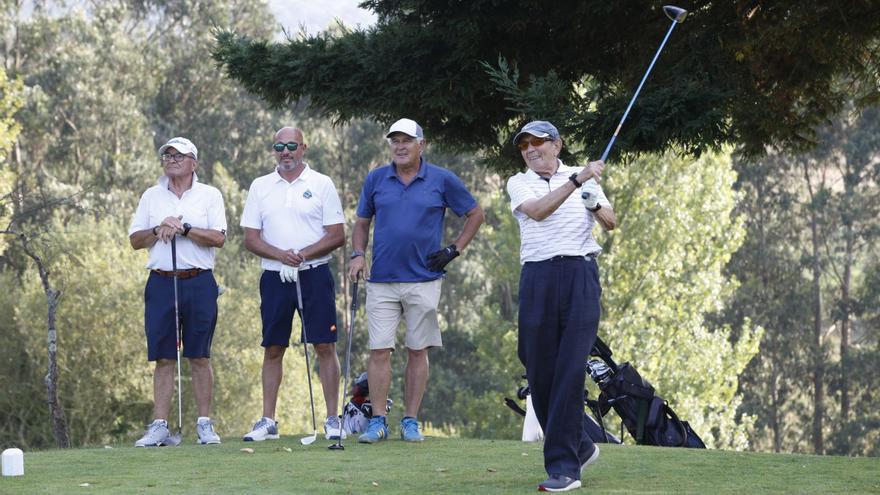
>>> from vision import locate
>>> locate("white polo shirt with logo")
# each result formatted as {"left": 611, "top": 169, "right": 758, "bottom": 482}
{"left": 240, "top": 164, "right": 345, "bottom": 271}
{"left": 129, "top": 172, "right": 228, "bottom": 270}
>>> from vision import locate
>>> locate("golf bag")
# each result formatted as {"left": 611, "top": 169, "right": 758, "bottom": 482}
{"left": 504, "top": 377, "right": 621, "bottom": 444}
{"left": 587, "top": 337, "right": 706, "bottom": 448}
{"left": 341, "top": 372, "right": 393, "bottom": 435}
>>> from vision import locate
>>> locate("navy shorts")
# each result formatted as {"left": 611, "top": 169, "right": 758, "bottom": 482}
{"left": 144, "top": 270, "right": 218, "bottom": 361}
{"left": 260, "top": 264, "right": 338, "bottom": 347}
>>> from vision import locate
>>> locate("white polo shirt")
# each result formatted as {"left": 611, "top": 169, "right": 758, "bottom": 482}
{"left": 506, "top": 161, "right": 610, "bottom": 264}
{"left": 240, "top": 165, "right": 345, "bottom": 271}
{"left": 129, "top": 173, "right": 228, "bottom": 270}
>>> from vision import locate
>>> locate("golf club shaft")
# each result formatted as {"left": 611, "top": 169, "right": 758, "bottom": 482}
{"left": 294, "top": 268, "right": 318, "bottom": 437}
{"left": 600, "top": 16, "right": 682, "bottom": 162}
{"left": 171, "top": 236, "right": 183, "bottom": 438}
{"left": 336, "top": 278, "right": 359, "bottom": 448}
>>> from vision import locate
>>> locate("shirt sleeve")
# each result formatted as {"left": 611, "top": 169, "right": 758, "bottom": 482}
{"left": 128, "top": 189, "right": 151, "bottom": 235}
{"left": 506, "top": 174, "right": 536, "bottom": 215}
{"left": 240, "top": 179, "right": 262, "bottom": 229}
{"left": 207, "top": 188, "right": 228, "bottom": 232}
{"left": 443, "top": 170, "right": 478, "bottom": 217}
{"left": 355, "top": 172, "right": 375, "bottom": 219}
{"left": 321, "top": 177, "right": 345, "bottom": 226}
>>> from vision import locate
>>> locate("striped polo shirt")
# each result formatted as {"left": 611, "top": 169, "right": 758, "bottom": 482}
{"left": 506, "top": 160, "right": 610, "bottom": 264}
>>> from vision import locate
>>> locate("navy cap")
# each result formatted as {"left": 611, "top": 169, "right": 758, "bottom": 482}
{"left": 512, "top": 120, "right": 560, "bottom": 144}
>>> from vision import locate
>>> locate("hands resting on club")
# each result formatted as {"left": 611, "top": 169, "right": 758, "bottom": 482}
{"left": 279, "top": 249, "right": 305, "bottom": 283}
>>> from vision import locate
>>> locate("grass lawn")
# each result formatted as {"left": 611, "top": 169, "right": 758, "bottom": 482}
{"left": 2, "top": 436, "right": 878, "bottom": 494}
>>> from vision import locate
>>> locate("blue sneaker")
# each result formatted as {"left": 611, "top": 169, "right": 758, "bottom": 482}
{"left": 400, "top": 416, "right": 424, "bottom": 442}
{"left": 358, "top": 416, "right": 388, "bottom": 444}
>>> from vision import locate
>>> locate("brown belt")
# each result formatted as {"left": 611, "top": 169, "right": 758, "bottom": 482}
{"left": 151, "top": 268, "right": 210, "bottom": 280}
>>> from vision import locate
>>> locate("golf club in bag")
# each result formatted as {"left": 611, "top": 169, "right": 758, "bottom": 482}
{"left": 293, "top": 267, "right": 318, "bottom": 446}
{"left": 587, "top": 337, "right": 705, "bottom": 448}
{"left": 329, "top": 276, "right": 359, "bottom": 451}
{"left": 163, "top": 236, "right": 184, "bottom": 447}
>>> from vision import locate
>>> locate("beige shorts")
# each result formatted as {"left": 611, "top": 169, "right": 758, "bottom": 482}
{"left": 365, "top": 279, "right": 443, "bottom": 350}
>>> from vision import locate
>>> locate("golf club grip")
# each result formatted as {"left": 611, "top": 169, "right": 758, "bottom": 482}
{"left": 350, "top": 280, "right": 359, "bottom": 311}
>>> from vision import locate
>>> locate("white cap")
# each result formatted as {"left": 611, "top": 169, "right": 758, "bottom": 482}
{"left": 158, "top": 137, "right": 198, "bottom": 160}
{"left": 385, "top": 118, "right": 424, "bottom": 139}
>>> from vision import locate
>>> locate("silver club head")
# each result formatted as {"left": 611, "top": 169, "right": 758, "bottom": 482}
{"left": 663, "top": 5, "right": 688, "bottom": 23}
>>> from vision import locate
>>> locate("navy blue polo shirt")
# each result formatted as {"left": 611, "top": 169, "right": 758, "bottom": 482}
{"left": 356, "top": 159, "right": 477, "bottom": 283}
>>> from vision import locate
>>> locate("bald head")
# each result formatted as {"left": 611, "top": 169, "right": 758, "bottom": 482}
{"left": 274, "top": 126, "right": 304, "bottom": 143}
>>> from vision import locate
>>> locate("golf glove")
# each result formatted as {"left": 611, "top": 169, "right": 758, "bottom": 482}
{"left": 427, "top": 244, "right": 460, "bottom": 272}
{"left": 581, "top": 179, "right": 601, "bottom": 210}
{"left": 279, "top": 264, "right": 297, "bottom": 283}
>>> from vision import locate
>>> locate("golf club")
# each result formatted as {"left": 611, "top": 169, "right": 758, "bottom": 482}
{"left": 598, "top": 5, "right": 688, "bottom": 163}
{"left": 329, "top": 276, "right": 360, "bottom": 451}
{"left": 163, "top": 236, "right": 184, "bottom": 447}
{"left": 293, "top": 267, "right": 318, "bottom": 446}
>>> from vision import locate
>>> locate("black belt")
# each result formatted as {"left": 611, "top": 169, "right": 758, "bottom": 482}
{"left": 530, "top": 253, "right": 600, "bottom": 264}
{"left": 151, "top": 268, "right": 210, "bottom": 280}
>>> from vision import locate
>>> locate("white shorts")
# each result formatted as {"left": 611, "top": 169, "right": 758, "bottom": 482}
{"left": 365, "top": 279, "right": 443, "bottom": 350}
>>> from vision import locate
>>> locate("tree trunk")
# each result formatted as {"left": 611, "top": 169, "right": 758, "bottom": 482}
{"left": 18, "top": 232, "right": 70, "bottom": 448}
{"left": 803, "top": 163, "right": 824, "bottom": 455}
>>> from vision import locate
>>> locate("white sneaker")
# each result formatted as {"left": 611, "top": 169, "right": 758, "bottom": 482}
{"left": 324, "top": 416, "right": 347, "bottom": 440}
{"left": 243, "top": 417, "right": 279, "bottom": 442}
{"left": 196, "top": 418, "right": 221, "bottom": 445}
{"left": 135, "top": 419, "right": 169, "bottom": 447}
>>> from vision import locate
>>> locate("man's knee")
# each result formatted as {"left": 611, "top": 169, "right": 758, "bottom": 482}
{"left": 264, "top": 345, "right": 286, "bottom": 361}
{"left": 313, "top": 342, "right": 337, "bottom": 358}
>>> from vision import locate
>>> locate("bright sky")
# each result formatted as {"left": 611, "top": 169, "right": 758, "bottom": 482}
{"left": 268, "top": 0, "right": 377, "bottom": 36}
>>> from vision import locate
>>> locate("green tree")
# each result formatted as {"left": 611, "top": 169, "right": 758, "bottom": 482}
{"left": 213, "top": 0, "right": 880, "bottom": 164}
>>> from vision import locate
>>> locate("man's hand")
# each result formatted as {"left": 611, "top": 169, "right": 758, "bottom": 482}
{"left": 279, "top": 265, "right": 297, "bottom": 283}
{"left": 427, "top": 244, "right": 460, "bottom": 273}
{"left": 348, "top": 255, "right": 367, "bottom": 281}
{"left": 581, "top": 179, "right": 601, "bottom": 210}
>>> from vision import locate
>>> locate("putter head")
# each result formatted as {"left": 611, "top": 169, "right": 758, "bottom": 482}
{"left": 327, "top": 443, "right": 345, "bottom": 450}
{"left": 163, "top": 434, "right": 182, "bottom": 447}
{"left": 663, "top": 5, "right": 688, "bottom": 23}
{"left": 300, "top": 432, "right": 317, "bottom": 446}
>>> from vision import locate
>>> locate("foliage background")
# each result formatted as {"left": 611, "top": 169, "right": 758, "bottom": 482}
{"left": 0, "top": 0, "right": 878, "bottom": 457}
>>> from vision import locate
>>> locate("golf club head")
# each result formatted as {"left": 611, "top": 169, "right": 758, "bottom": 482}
{"left": 327, "top": 443, "right": 344, "bottom": 450}
{"left": 300, "top": 432, "right": 317, "bottom": 446}
{"left": 163, "top": 434, "right": 182, "bottom": 447}
{"left": 663, "top": 5, "right": 688, "bottom": 23}
{"left": 217, "top": 284, "right": 226, "bottom": 297}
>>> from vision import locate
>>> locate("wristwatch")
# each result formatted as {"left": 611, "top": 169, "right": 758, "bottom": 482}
{"left": 351, "top": 250, "right": 365, "bottom": 259}
{"left": 151, "top": 226, "right": 159, "bottom": 236}
{"left": 182, "top": 223, "right": 192, "bottom": 237}
{"left": 588, "top": 203, "right": 602, "bottom": 213}
{"left": 568, "top": 173, "right": 583, "bottom": 188}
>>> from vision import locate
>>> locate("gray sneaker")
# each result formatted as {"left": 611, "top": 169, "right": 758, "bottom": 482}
{"left": 135, "top": 419, "right": 169, "bottom": 447}
{"left": 324, "top": 415, "right": 347, "bottom": 440}
{"left": 243, "top": 417, "right": 279, "bottom": 442}
{"left": 196, "top": 418, "right": 221, "bottom": 445}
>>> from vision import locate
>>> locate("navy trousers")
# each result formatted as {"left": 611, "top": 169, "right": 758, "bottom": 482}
{"left": 518, "top": 256, "right": 601, "bottom": 480}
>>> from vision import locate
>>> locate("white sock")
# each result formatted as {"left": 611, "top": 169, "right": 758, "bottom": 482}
{"left": 197, "top": 416, "right": 210, "bottom": 423}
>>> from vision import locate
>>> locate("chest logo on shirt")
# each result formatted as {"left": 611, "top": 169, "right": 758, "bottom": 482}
{"left": 303, "top": 190, "right": 313, "bottom": 199}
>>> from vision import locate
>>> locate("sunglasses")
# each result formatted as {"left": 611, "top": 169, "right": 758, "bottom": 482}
{"left": 273, "top": 142, "right": 301, "bottom": 152}
{"left": 516, "top": 137, "right": 552, "bottom": 151}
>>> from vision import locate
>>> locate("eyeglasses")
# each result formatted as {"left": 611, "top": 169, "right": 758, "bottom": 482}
{"left": 516, "top": 137, "right": 553, "bottom": 151}
{"left": 161, "top": 153, "right": 190, "bottom": 163}
{"left": 273, "top": 142, "right": 301, "bottom": 152}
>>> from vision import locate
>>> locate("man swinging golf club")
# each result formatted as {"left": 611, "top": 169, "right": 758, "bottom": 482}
{"left": 129, "top": 137, "right": 228, "bottom": 447}
{"left": 240, "top": 126, "right": 346, "bottom": 443}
